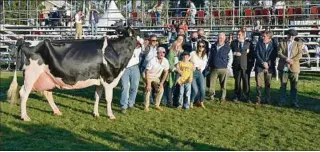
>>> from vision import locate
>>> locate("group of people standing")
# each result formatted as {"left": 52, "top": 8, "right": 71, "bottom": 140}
{"left": 119, "top": 27, "right": 304, "bottom": 113}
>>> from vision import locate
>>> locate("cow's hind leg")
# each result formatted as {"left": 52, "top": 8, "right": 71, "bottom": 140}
{"left": 20, "top": 60, "right": 45, "bottom": 121}
{"left": 43, "top": 91, "right": 62, "bottom": 116}
{"left": 93, "top": 85, "right": 103, "bottom": 117}
{"left": 20, "top": 74, "right": 43, "bottom": 121}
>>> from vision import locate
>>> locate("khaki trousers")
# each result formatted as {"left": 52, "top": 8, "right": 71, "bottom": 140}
{"left": 144, "top": 78, "right": 164, "bottom": 108}
{"left": 75, "top": 23, "right": 83, "bottom": 39}
{"left": 255, "top": 71, "right": 272, "bottom": 102}
{"left": 209, "top": 68, "right": 228, "bottom": 100}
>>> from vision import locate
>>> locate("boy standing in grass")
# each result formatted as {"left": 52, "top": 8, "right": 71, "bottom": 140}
{"left": 176, "top": 52, "right": 194, "bottom": 109}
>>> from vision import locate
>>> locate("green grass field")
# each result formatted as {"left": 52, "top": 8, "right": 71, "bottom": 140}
{"left": 0, "top": 71, "right": 320, "bottom": 150}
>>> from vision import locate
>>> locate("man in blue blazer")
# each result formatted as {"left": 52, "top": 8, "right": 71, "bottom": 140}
{"left": 254, "top": 31, "right": 278, "bottom": 105}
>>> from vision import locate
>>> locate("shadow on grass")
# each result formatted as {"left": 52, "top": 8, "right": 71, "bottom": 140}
{"left": 0, "top": 123, "right": 111, "bottom": 150}
{"left": 86, "top": 129, "right": 231, "bottom": 151}
{"left": 1, "top": 71, "right": 319, "bottom": 114}
{"left": 207, "top": 74, "right": 320, "bottom": 113}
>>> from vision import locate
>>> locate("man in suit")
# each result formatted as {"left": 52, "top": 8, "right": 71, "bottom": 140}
{"left": 277, "top": 29, "right": 303, "bottom": 108}
{"left": 231, "top": 30, "right": 254, "bottom": 103}
{"left": 183, "top": 32, "right": 198, "bottom": 53}
{"left": 254, "top": 31, "right": 278, "bottom": 105}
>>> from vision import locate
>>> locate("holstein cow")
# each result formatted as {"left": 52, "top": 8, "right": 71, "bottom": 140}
{"left": 7, "top": 27, "right": 143, "bottom": 121}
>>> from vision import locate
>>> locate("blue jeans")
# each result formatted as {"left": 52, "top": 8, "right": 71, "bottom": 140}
{"left": 120, "top": 65, "right": 140, "bottom": 109}
{"left": 156, "top": 11, "right": 161, "bottom": 25}
{"left": 91, "top": 22, "right": 97, "bottom": 35}
{"left": 178, "top": 83, "right": 191, "bottom": 108}
{"left": 191, "top": 70, "right": 206, "bottom": 103}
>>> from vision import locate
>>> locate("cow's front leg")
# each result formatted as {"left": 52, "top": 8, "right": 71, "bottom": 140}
{"left": 43, "top": 91, "right": 62, "bottom": 116}
{"left": 93, "top": 85, "right": 103, "bottom": 117}
{"left": 104, "top": 87, "right": 115, "bottom": 119}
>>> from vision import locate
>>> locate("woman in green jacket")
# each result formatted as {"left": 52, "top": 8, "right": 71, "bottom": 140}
{"left": 164, "top": 35, "right": 185, "bottom": 107}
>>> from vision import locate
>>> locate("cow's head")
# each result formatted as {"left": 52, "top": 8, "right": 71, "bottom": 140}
{"left": 126, "top": 26, "right": 144, "bottom": 47}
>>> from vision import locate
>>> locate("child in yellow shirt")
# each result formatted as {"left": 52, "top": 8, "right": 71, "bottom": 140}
{"left": 176, "top": 52, "right": 194, "bottom": 109}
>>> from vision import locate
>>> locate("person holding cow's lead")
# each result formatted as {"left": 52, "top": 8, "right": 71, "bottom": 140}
{"left": 144, "top": 47, "right": 169, "bottom": 112}
{"left": 119, "top": 41, "right": 143, "bottom": 114}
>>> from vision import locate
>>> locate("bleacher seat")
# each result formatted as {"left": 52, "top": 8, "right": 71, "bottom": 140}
{"left": 197, "top": 10, "right": 205, "bottom": 25}
{"left": 244, "top": 9, "right": 253, "bottom": 25}
{"left": 262, "top": 8, "right": 270, "bottom": 24}
{"left": 212, "top": 10, "right": 220, "bottom": 24}
{"left": 132, "top": 11, "right": 138, "bottom": 19}
{"left": 233, "top": 9, "right": 239, "bottom": 22}
{"left": 310, "top": 6, "right": 318, "bottom": 19}
{"left": 254, "top": 9, "right": 262, "bottom": 18}
{"left": 276, "top": 8, "right": 284, "bottom": 23}
{"left": 287, "top": 7, "right": 295, "bottom": 20}
{"left": 294, "top": 7, "right": 303, "bottom": 19}
{"left": 225, "top": 9, "right": 233, "bottom": 24}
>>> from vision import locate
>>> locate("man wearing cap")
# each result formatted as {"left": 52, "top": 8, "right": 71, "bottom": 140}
{"left": 277, "top": 29, "right": 303, "bottom": 107}
{"left": 144, "top": 47, "right": 169, "bottom": 112}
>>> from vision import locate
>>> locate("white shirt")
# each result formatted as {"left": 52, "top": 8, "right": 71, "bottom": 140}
{"left": 190, "top": 51, "right": 208, "bottom": 72}
{"left": 302, "top": 44, "right": 309, "bottom": 54}
{"left": 316, "top": 46, "right": 320, "bottom": 57}
{"left": 91, "top": 12, "right": 95, "bottom": 21}
{"left": 75, "top": 13, "right": 82, "bottom": 24}
{"left": 190, "top": 2, "right": 197, "bottom": 15}
{"left": 143, "top": 46, "right": 158, "bottom": 67}
{"left": 287, "top": 40, "right": 294, "bottom": 58}
{"left": 127, "top": 47, "right": 142, "bottom": 68}
{"left": 146, "top": 57, "right": 169, "bottom": 79}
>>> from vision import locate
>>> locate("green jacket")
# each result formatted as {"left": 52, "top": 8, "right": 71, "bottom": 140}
{"left": 166, "top": 50, "right": 182, "bottom": 87}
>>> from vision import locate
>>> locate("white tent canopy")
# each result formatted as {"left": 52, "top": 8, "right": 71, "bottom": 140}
{"left": 85, "top": 0, "right": 125, "bottom": 27}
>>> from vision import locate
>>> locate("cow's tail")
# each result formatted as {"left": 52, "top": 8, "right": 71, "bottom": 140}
{"left": 7, "top": 39, "right": 23, "bottom": 104}
{"left": 7, "top": 70, "right": 19, "bottom": 104}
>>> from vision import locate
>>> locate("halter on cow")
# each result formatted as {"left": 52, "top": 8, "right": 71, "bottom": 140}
{"left": 7, "top": 26, "right": 144, "bottom": 121}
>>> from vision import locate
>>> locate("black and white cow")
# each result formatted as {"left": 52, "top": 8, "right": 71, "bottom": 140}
{"left": 7, "top": 27, "right": 143, "bottom": 121}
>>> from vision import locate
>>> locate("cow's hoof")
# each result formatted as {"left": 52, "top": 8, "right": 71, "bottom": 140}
{"left": 93, "top": 113, "right": 100, "bottom": 118}
{"left": 108, "top": 115, "right": 116, "bottom": 120}
{"left": 21, "top": 116, "right": 31, "bottom": 121}
{"left": 53, "top": 111, "right": 62, "bottom": 116}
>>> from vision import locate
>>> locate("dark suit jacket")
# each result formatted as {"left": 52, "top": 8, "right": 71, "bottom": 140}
{"left": 254, "top": 40, "right": 278, "bottom": 73}
{"left": 183, "top": 41, "right": 197, "bottom": 53}
{"left": 230, "top": 39, "right": 253, "bottom": 70}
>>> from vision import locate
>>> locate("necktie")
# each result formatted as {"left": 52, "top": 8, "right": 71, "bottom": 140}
{"left": 192, "top": 43, "right": 196, "bottom": 50}
{"left": 239, "top": 42, "right": 243, "bottom": 52}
